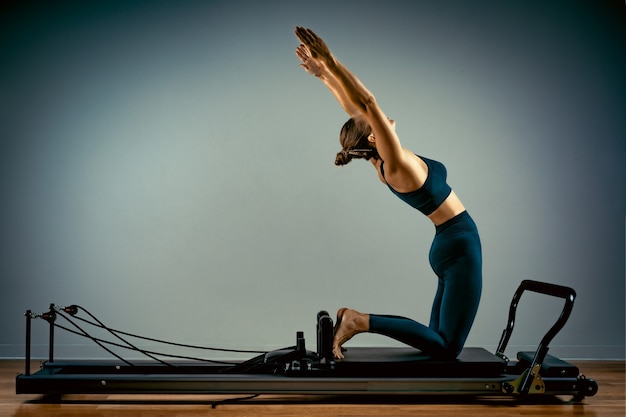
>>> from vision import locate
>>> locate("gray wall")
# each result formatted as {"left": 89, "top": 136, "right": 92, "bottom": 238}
{"left": 1, "top": 0, "right": 624, "bottom": 361}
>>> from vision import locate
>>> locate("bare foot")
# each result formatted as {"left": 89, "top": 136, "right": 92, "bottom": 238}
{"left": 332, "top": 308, "right": 369, "bottom": 360}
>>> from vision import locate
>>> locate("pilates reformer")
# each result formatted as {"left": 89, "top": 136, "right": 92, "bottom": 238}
{"left": 16, "top": 280, "right": 598, "bottom": 401}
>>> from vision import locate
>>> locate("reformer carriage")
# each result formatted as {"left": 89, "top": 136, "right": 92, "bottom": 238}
{"left": 16, "top": 280, "right": 598, "bottom": 401}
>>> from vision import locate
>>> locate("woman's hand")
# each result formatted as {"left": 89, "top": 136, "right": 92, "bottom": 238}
{"left": 295, "top": 44, "right": 325, "bottom": 77}
{"left": 295, "top": 27, "right": 333, "bottom": 63}
{"left": 293, "top": 26, "right": 367, "bottom": 118}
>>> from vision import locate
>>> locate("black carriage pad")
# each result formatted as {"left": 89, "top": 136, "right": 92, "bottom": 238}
{"left": 516, "top": 351, "right": 580, "bottom": 377}
{"left": 332, "top": 347, "right": 506, "bottom": 378}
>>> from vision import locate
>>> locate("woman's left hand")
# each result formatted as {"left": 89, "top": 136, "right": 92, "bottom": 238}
{"left": 295, "top": 27, "right": 333, "bottom": 63}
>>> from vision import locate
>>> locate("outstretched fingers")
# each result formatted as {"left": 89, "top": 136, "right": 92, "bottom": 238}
{"left": 295, "top": 26, "right": 315, "bottom": 44}
{"left": 295, "top": 27, "right": 330, "bottom": 60}
{"left": 295, "top": 44, "right": 308, "bottom": 60}
{"left": 295, "top": 43, "right": 325, "bottom": 77}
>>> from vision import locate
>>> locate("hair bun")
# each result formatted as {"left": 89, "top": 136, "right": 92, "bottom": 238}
{"left": 335, "top": 149, "right": 352, "bottom": 166}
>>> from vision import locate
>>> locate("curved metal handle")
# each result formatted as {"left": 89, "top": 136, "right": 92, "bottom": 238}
{"left": 496, "top": 280, "right": 576, "bottom": 395}
{"left": 518, "top": 279, "right": 577, "bottom": 300}
{"left": 496, "top": 280, "right": 576, "bottom": 357}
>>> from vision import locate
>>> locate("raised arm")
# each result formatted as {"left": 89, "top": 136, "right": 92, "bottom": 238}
{"left": 296, "top": 44, "right": 360, "bottom": 117}
{"left": 295, "top": 27, "right": 407, "bottom": 172}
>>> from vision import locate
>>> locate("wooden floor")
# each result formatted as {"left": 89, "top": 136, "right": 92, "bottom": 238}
{"left": 2, "top": 360, "right": 624, "bottom": 416}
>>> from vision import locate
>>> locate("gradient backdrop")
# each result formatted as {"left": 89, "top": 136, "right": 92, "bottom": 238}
{"left": 1, "top": 0, "right": 624, "bottom": 360}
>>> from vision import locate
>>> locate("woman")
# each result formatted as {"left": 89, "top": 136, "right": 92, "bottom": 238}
{"left": 295, "top": 27, "right": 482, "bottom": 360}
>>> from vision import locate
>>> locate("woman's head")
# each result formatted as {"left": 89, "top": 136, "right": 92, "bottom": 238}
{"left": 335, "top": 117, "right": 378, "bottom": 166}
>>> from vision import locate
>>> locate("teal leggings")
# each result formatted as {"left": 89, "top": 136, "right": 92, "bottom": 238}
{"left": 369, "top": 211, "right": 482, "bottom": 359}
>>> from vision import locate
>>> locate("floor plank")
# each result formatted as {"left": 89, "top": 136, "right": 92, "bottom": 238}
{"left": 2, "top": 360, "right": 624, "bottom": 416}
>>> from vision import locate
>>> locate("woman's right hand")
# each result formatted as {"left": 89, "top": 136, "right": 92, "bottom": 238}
{"left": 295, "top": 44, "right": 325, "bottom": 77}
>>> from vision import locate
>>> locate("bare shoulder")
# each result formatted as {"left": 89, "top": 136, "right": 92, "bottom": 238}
{"left": 375, "top": 150, "right": 428, "bottom": 192}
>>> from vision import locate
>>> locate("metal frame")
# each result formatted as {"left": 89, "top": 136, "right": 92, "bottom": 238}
{"left": 16, "top": 280, "right": 598, "bottom": 400}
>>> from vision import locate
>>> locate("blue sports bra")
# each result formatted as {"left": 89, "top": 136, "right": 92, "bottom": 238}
{"left": 380, "top": 155, "right": 452, "bottom": 216}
